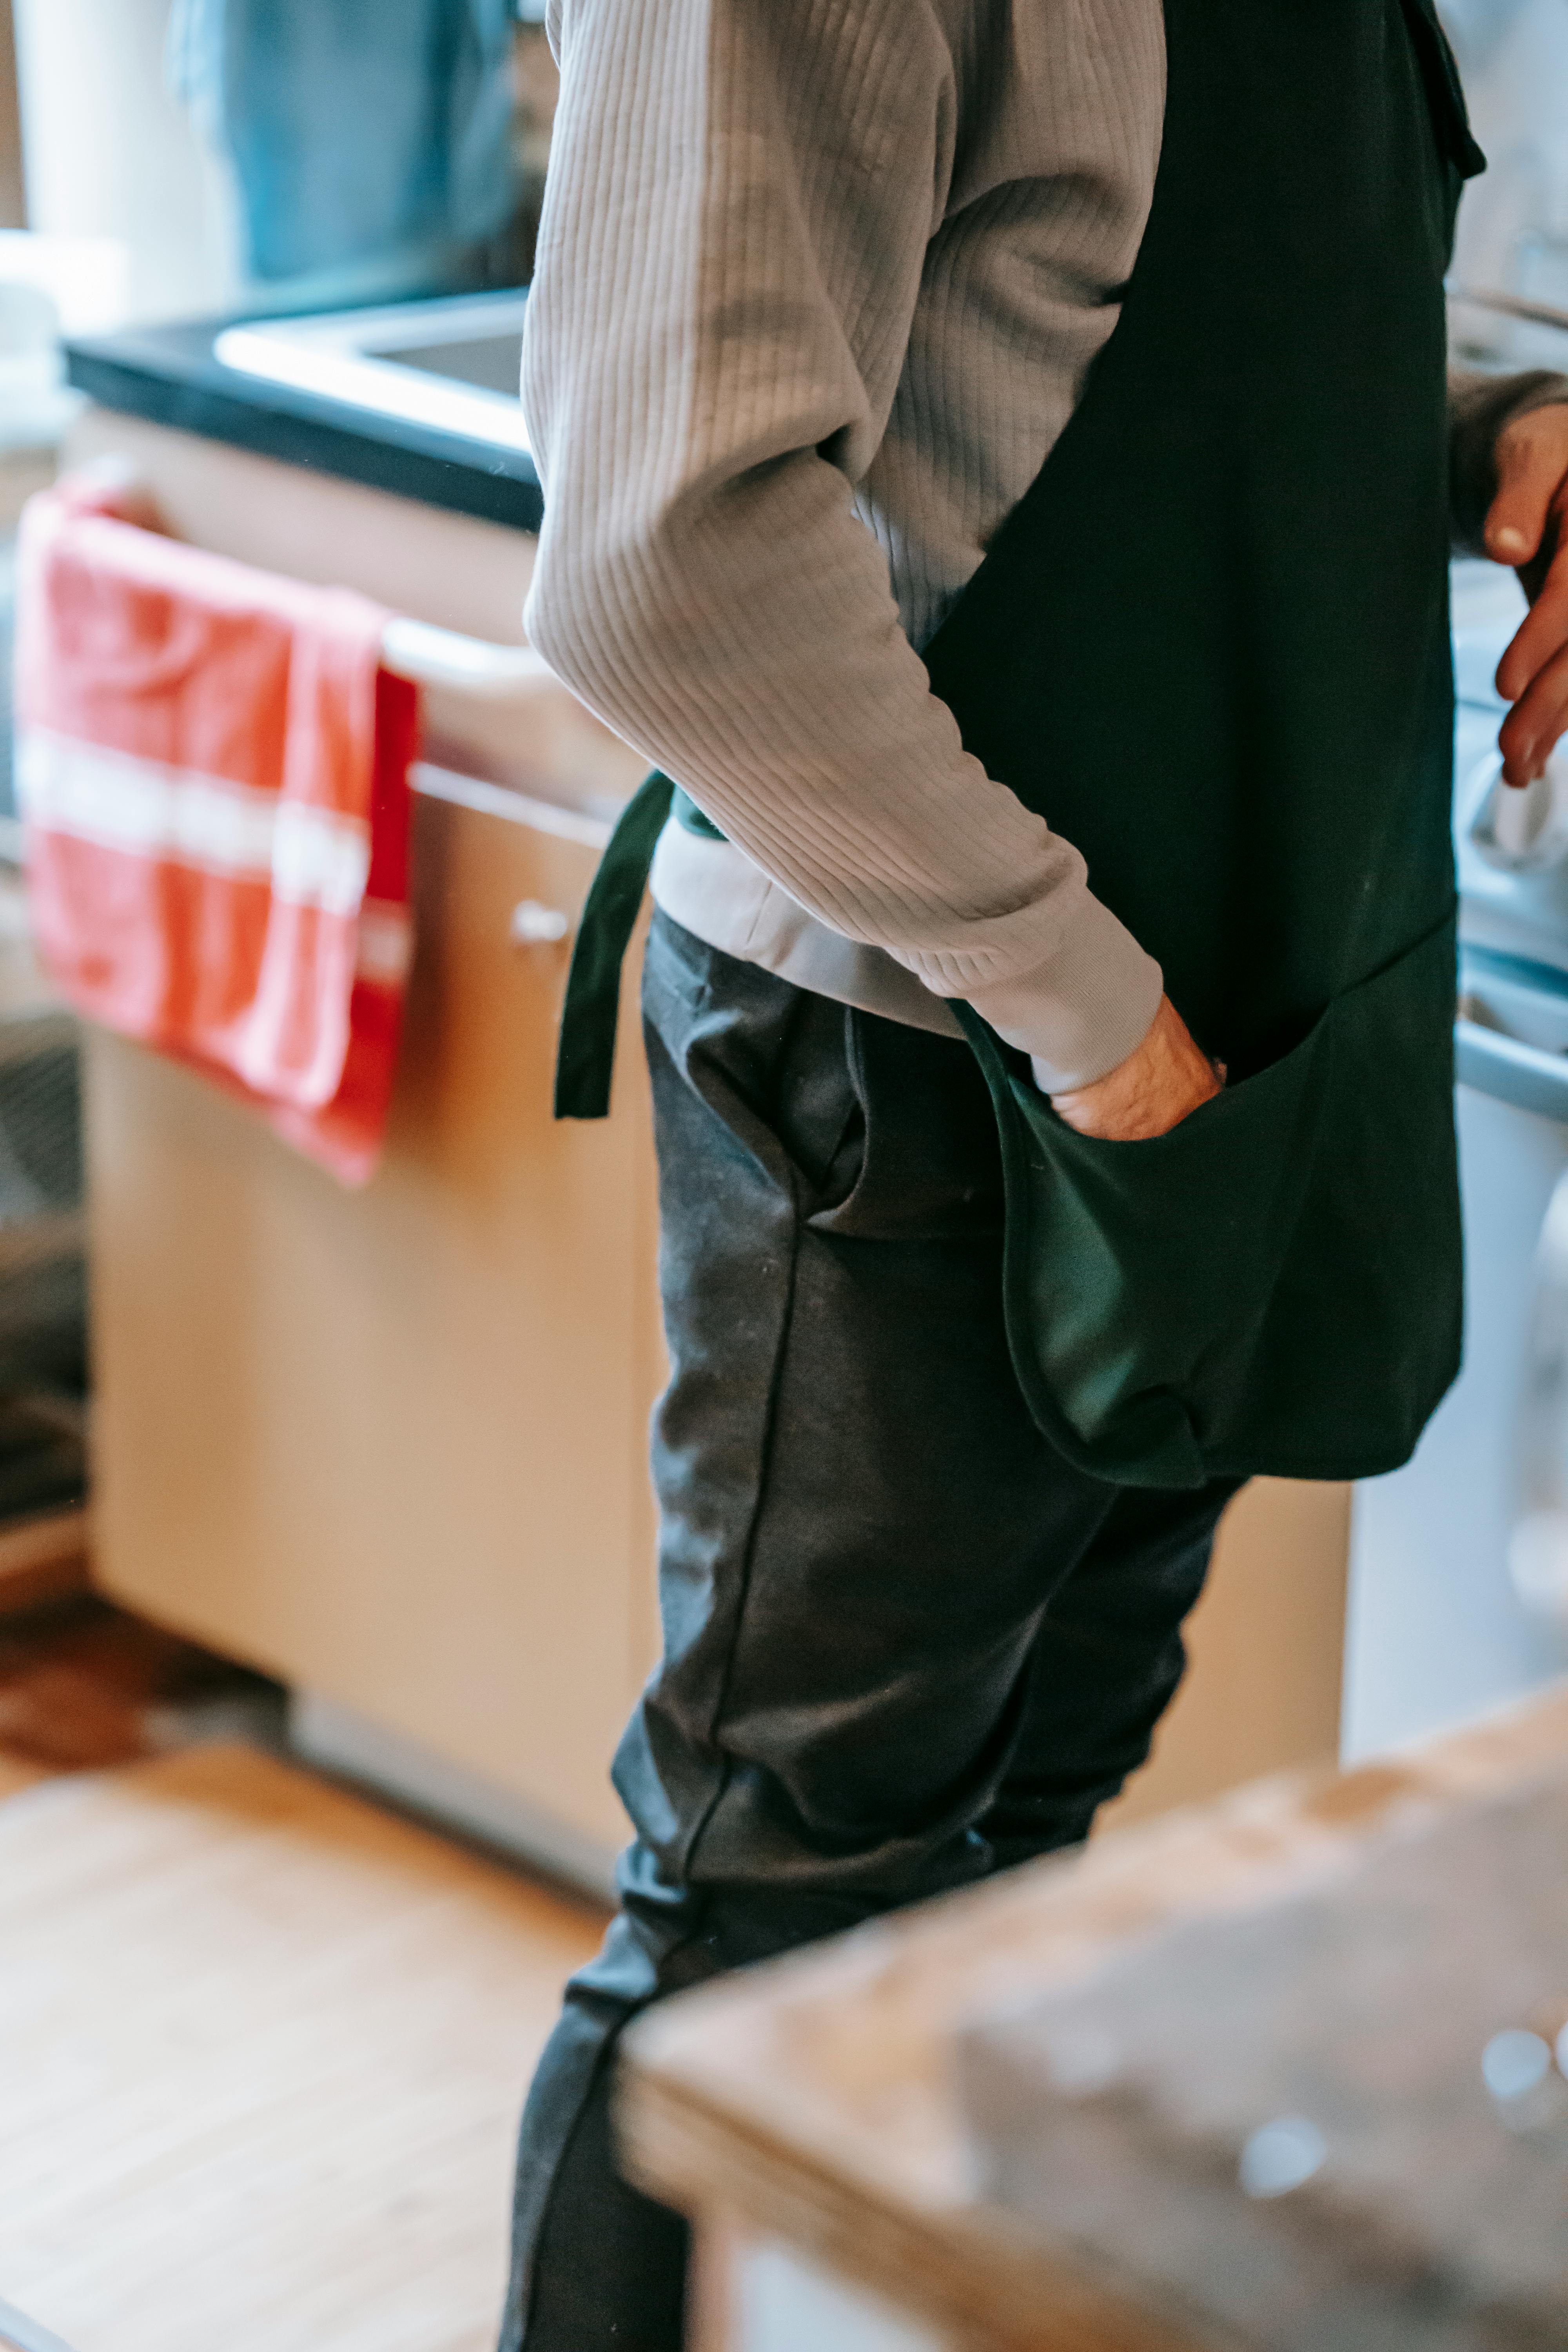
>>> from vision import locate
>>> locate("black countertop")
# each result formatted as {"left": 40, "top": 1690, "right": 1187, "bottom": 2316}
{"left": 64, "top": 318, "right": 543, "bottom": 534}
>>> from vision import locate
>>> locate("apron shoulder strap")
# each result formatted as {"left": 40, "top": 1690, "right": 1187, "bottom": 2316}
{"left": 553, "top": 768, "right": 675, "bottom": 1119}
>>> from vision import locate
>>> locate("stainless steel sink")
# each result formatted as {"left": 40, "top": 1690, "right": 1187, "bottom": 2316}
{"left": 213, "top": 289, "right": 529, "bottom": 452}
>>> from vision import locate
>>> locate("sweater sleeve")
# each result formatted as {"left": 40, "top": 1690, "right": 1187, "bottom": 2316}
{"left": 521, "top": 0, "right": 1163, "bottom": 1092}
{"left": 1450, "top": 367, "right": 1568, "bottom": 554}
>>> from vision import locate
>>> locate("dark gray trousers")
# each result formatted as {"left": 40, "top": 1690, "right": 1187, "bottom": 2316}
{"left": 500, "top": 911, "right": 1238, "bottom": 2350}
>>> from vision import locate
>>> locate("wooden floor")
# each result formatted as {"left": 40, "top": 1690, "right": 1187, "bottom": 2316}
{"left": 0, "top": 1599, "right": 606, "bottom": 2352}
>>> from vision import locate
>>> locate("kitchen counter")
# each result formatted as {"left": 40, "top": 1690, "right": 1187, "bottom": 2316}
{"left": 64, "top": 314, "right": 543, "bottom": 533}
{"left": 623, "top": 1684, "right": 1568, "bottom": 2351}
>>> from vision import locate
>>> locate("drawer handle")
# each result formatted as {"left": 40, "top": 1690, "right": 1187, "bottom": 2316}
{"left": 510, "top": 899, "right": 571, "bottom": 947}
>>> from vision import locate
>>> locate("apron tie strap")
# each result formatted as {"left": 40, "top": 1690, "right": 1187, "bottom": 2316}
{"left": 554, "top": 768, "right": 675, "bottom": 1119}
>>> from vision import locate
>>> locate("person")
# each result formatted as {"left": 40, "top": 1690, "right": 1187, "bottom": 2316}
{"left": 499, "top": 4, "right": 1568, "bottom": 2343}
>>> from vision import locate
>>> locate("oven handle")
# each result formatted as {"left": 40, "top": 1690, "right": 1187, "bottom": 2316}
{"left": 1456, "top": 1015, "right": 1568, "bottom": 1124}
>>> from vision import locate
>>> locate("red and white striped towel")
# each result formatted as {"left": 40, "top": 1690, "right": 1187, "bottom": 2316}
{"left": 15, "top": 473, "right": 417, "bottom": 1185}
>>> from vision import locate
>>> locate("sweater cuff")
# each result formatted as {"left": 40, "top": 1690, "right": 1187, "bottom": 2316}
{"left": 1450, "top": 368, "right": 1568, "bottom": 555}
{"left": 958, "top": 889, "right": 1164, "bottom": 1094}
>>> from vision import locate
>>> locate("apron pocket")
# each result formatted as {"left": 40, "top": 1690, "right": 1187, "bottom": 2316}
{"left": 959, "top": 913, "right": 1460, "bottom": 1490}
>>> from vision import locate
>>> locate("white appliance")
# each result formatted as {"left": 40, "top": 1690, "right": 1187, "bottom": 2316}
{"left": 10, "top": 0, "right": 240, "bottom": 325}
{"left": 1343, "top": 555, "right": 1568, "bottom": 1756}
{"left": 1343, "top": 4, "right": 1568, "bottom": 1757}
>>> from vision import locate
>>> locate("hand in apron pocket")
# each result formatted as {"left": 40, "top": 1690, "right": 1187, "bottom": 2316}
{"left": 957, "top": 914, "right": 1461, "bottom": 1490}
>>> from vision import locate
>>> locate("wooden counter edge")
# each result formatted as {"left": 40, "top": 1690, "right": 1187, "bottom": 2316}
{"left": 618, "top": 2058, "right": 1214, "bottom": 2352}
{"left": 619, "top": 1681, "right": 1568, "bottom": 2349}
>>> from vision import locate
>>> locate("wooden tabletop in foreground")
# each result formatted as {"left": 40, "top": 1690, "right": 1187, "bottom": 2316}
{"left": 620, "top": 1685, "right": 1568, "bottom": 2352}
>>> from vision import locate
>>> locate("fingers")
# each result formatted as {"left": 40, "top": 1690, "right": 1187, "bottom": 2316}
{"left": 1485, "top": 407, "right": 1568, "bottom": 571}
{"left": 1498, "top": 632, "right": 1568, "bottom": 784}
{"left": 1496, "top": 536, "right": 1568, "bottom": 704}
{"left": 1490, "top": 409, "right": 1568, "bottom": 736}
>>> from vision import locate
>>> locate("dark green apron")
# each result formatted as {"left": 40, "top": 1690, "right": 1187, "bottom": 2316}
{"left": 553, "top": 0, "right": 1485, "bottom": 1492}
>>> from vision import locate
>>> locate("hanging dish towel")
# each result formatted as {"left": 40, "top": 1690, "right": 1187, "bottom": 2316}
{"left": 13, "top": 473, "right": 417, "bottom": 1186}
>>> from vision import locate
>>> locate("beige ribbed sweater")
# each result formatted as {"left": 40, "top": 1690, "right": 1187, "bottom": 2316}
{"left": 522, "top": 0, "right": 1167, "bottom": 1089}
{"left": 520, "top": 0, "right": 1559, "bottom": 1089}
